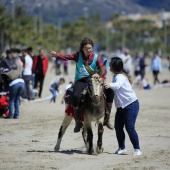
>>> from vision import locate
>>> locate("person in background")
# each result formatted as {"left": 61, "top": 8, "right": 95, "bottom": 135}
{"left": 2, "top": 53, "right": 24, "bottom": 119}
{"left": 27, "top": 47, "right": 35, "bottom": 89}
{"left": 140, "top": 52, "right": 148, "bottom": 80}
{"left": 2, "top": 50, "right": 17, "bottom": 71}
{"left": 133, "top": 52, "right": 141, "bottom": 78}
{"left": 150, "top": 51, "right": 162, "bottom": 85}
{"left": 63, "top": 60, "right": 69, "bottom": 75}
{"left": 49, "top": 77, "right": 65, "bottom": 103}
{"left": 51, "top": 37, "right": 114, "bottom": 133}
{"left": 22, "top": 48, "right": 33, "bottom": 100}
{"left": 119, "top": 49, "right": 132, "bottom": 77}
{"left": 55, "top": 58, "right": 62, "bottom": 75}
{"left": 124, "top": 49, "right": 132, "bottom": 76}
{"left": 19, "top": 50, "right": 25, "bottom": 68}
{"left": 101, "top": 53, "right": 109, "bottom": 71}
{"left": 140, "top": 77, "right": 151, "bottom": 90}
{"left": 167, "top": 56, "right": 170, "bottom": 71}
{"left": 27, "top": 47, "right": 34, "bottom": 59}
{"left": 1, "top": 50, "right": 18, "bottom": 91}
{"left": 104, "top": 57, "right": 142, "bottom": 156}
{"left": 133, "top": 52, "right": 141, "bottom": 88}
{"left": 32, "top": 49, "right": 48, "bottom": 98}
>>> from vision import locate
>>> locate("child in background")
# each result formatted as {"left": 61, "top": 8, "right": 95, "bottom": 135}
{"left": 63, "top": 60, "right": 69, "bottom": 75}
{"left": 49, "top": 77, "right": 65, "bottom": 103}
{"left": 104, "top": 57, "right": 142, "bottom": 156}
{"left": 140, "top": 77, "right": 151, "bottom": 90}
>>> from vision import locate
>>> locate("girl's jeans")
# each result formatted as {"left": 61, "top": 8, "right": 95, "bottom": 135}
{"left": 9, "top": 82, "right": 24, "bottom": 118}
{"left": 114, "top": 100, "right": 140, "bottom": 150}
{"left": 50, "top": 88, "right": 58, "bottom": 102}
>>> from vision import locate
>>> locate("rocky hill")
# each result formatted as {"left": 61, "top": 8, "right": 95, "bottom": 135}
{"left": 0, "top": 0, "right": 170, "bottom": 24}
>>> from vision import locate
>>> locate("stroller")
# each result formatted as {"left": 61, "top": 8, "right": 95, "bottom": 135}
{"left": 0, "top": 92, "right": 9, "bottom": 117}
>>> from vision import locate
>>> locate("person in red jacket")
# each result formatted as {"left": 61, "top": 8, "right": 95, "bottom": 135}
{"left": 32, "top": 49, "right": 48, "bottom": 98}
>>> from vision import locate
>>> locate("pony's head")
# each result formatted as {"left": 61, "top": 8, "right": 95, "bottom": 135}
{"left": 84, "top": 60, "right": 106, "bottom": 106}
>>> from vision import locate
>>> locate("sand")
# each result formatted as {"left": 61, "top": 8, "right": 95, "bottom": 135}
{"left": 0, "top": 61, "right": 170, "bottom": 170}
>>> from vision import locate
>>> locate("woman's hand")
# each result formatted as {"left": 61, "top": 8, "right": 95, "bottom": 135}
{"left": 104, "top": 83, "right": 110, "bottom": 89}
{"left": 50, "top": 50, "right": 56, "bottom": 57}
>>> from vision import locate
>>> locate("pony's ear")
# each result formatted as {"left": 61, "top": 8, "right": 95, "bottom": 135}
{"left": 98, "top": 60, "right": 106, "bottom": 76}
{"left": 83, "top": 61, "right": 97, "bottom": 76}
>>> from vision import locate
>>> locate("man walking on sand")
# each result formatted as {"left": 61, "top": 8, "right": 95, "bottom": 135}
{"left": 32, "top": 49, "right": 48, "bottom": 98}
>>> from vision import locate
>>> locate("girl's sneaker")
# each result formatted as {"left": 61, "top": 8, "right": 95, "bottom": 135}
{"left": 133, "top": 149, "right": 142, "bottom": 156}
{"left": 115, "top": 148, "right": 127, "bottom": 155}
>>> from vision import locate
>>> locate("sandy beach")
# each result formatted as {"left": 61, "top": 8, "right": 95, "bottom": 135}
{"left": 0, "top": 61, "right": 170, "bottom": 170}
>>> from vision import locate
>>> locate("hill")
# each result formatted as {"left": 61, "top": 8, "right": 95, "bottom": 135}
{"left": 0, "top": 0, "right": 170, "bottom": 24}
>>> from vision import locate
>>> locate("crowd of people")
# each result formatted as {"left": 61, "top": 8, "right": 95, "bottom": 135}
{"left": 0, "top": 47, "right": 49, "bottom": 118}
{"left": 116, "top": 49, "right": 168, "bottom": 90}
{"left": 0, "top": 46, "right": 74, "bottom": 119}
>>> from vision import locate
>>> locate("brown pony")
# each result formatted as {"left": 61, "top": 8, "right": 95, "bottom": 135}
{"left": 54, "top": 61, "right": 107, "bottom": 154}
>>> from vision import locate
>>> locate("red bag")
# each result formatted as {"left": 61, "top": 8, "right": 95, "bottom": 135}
{"left": 0, "top": 96, "right": 9, "bottom": 116}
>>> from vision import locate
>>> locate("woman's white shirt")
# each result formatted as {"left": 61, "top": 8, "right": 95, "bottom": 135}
{"left": 23, "top": 55, "right": 33, "bottom": 75}
{"left": 109, "top": 74, "right": 137, "bottom": 108}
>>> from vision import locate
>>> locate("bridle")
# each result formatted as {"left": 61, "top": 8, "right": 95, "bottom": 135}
{"left": 87, "top": 74, "right": 105, "bottom": 106}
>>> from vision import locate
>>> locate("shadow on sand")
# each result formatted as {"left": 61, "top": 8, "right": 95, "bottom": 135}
{"left": 27, "top": 149, "right": 85, "bottom": 155}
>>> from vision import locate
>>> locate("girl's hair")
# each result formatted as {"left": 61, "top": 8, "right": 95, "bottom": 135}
{"left": 110, "top": 57, "right": 133, "bottom": 84}
{"left": 79, "top": 37, "right": 94, "bottom": 52}
{"left": 60, "top": 77, "right": 65, "bottom": 83}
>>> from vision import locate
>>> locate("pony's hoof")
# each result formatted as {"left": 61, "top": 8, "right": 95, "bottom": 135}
{"left": 54, "top": 145, "right": 59, "bottom": 152}
{"left": 87, "top": 148, "right": 94, "bottom": 155}
{"left": 96, "top": 146, "right": 104, "bottom": 154}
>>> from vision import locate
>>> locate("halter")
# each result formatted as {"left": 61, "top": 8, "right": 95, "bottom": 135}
{"left": 87, "top": 74, "right": 105, "bottom": 106}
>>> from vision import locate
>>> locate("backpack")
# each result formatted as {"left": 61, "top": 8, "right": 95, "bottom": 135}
{"left": 1, "top": 58, "right": 23, "bottom": 81}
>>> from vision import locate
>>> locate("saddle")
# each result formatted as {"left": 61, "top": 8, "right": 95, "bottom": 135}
{"left": 65, "top": 87, "right": 74, "bottom": 106}
{"left": 64, "top": 86, "right": 88, "bottom": 109}
{"left": 65, "top": 86, "right": 86, "bottom": 121}
{"left": 65, "top": 105, "right": 84, "bottom": 121}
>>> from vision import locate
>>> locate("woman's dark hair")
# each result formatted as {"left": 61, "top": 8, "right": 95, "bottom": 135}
{"left": 6, "top": 50, "right": 12, "bottom": 55}
{"left": 79, "top": 37, "right": 94, "bottom": 52}
{"left": 109, "top": 57, "right": 124, "bottom": 73}
{"left": 22, "top": 48, "right": 29, "bottom": 53}
{"left": 27, "top": 47, "right": 33, "bottom": 53}
{"left": 110, "top": 57, "right": 133, "bottom": 84}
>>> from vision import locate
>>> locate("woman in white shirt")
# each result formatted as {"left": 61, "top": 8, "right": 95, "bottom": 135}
{"left": 104, "top": 57, "right": 142, "bottom": 156}
{"left": 22, "top": 48, "right": 33, "bottom": 100}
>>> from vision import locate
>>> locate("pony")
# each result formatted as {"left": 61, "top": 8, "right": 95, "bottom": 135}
{"left": 54, "top": 60, "right": 107, "bottom": 154}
